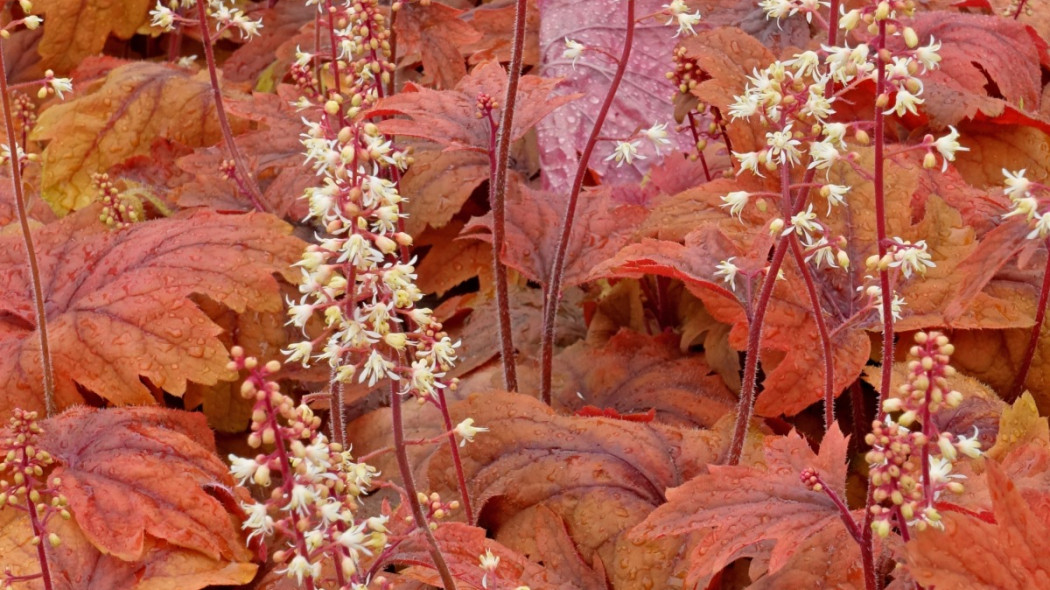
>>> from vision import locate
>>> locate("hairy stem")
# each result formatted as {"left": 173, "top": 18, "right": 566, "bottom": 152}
{"left": 390, "top": 382, "right": 457, "bottom": 590}
{"left": 789, "top": 236, "right": 835, "bottom": 430}
{"left": 22, "top": 454, "right": 54, "bottom": 590}
{"left": 0, "top": 38, "right": 55, "bottom": 417}
{"left": 435, "top": 390, "right": 475, "bottom": 523}
{"left": 487, "top": 109, "right": 518, "bottom": 391}
{"left": 1009, "top": 236, "right": 1050, "bottom": 401}
{"left": 539, "top": 0, "right": 635, "bottom": 404}
{"left": 195, "top": 2, "right": 267, "bottom": 213}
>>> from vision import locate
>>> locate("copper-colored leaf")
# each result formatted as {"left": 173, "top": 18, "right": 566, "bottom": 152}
{"left": 31, "top": 62, "right": 233, "bottom": 214}
{"left": 393, "top": 1, "right": 482, "bottom": 89}
{"left": 37, "top": 406, "right": 253, "bottom": 562}
{"left": 426, "top": 391, "right": 756, "bottom": 590}
{"left": 465, "top": 182, "right": 647, "bottom": 288}
{"left": 35, "top": 0, "right": 151, "bottom": 74}
{"left": 0, "top": 511, "right": 256, "bottom": 590}
{"left": 372, "top": 60, "right": 576, "bottom": 151}
{"left": 905, "top": 461, "right": 1050, "bottom": 589}
{"left": 517, "top": 329, "right": 737, "bottom": 427}
{"left": 463, "top": 0, "right": 540, "bottom": 66}
{"left": 398, "top": 144, "right": 490, "bottom": 234}
{"left": 0, "top": 205, "right": 302, "bottom": 416}
{"left": 632, "top": 428, "right": 854, "bottom": 588}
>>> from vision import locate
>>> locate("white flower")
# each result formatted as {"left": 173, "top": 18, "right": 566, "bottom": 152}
{"left": 914, "top": 37, "right": 942, "bottom": 72}
{"left": 932, "top": 126, "right": 968, "bottom": 171}
{"left": 480, "top": 549, "right": 500, "bottom": 588}
{"left": 359, "top": 349, "right": 397, "bottom": 387}
{"left": 888, "top": 239, "right": 936, "bottom": 278}
{"left": 409, "top": 358, "right": 445, "bottom": 398}
{"left": 821, "top": 184, "right": 849, "bottom": 213}
{"left": 714, "top": 257, "right": 740, "bottom": 291}
{"left": 720, "top": 191, "right": 751, "bottom": 220}
{"left": 728, "top": 91, "right": 760, "bottom": 119}
{"left": 641, "top": 123, "right": 672, "bottom": 150}
{"left": 229, "top": 455, "right": 258, "bottom": 485}
{"left": 885, "top": 86, "right": 924, "bottom": 117}
{"left": 822, "top": 122, "right": 848, "bottom": 148}
{"left": 1003, "top": 169, "right": 1032, "bottom": 201}
{"left": 1027, "top": 213, "right": 1050, "bottom": 239}
{"left": 766, "top": 124, "right": 802, "bottom": 166}
{"left": 787, "top": 204, "right": 820, "bottom": 240}
{"left": 669, "top": 9, "right": 702, "bottom": 36}
{"left": 954, "top": 427, "right": 982, "bottom": 459}
{"left": 150, "top": 4, "right": 176, "bottom": 31}
{"left": 284, "top": 484, "right": 317, "bottom": 515}
{"left": 23, "top": 15, "right": 42, "bottom": 30}
{"left": 241, "top": 501, "right": 274, "bottom": 541}
{"left": 808, "top": 140, "right": 839, "bottom": 171}
{"left": 281, "top": 554, "right": 321, "bottom": 585}
{"left": 604, "top": 140, "right": 644, "bottom": 167}
{"left": 337, "top": 522, "right": 375, "bottom": 560}
{"left": 562, "top": 38, "right": 584, "bottom": 68}
{"left": 454, "top": 418, "right": 488, "bottom": 446}
{"left": 46, "top": 73, "right": 73, "bottom": 100}
{"left": 282, "top": 341, "right": 313, "bottom": 366}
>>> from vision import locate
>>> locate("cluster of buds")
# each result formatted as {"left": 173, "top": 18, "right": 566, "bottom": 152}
{"left": 226, "top": 349, "right": 388, "bottom": 588}
{"left": 0, "top": 409, "right": 70, "bottom": 588}
{"left": 150, "top": 0, "right": 264, "bottom": 39}
{"left": 0, "top": 0, "right": 41, "bottom": 39}
{"left": 93, "top": 173, "right": 144, "bottom": 229}
{"left": 1002, "top": 169, "right": 1050, "bottom": 239}
{"left": 867, "top": 331, "right": 981, "bottom": 537}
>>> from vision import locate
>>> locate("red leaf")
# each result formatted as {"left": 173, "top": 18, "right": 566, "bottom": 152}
{"left": 633, "top": 428, "right": 854, "bottom": 588}
{"left": 0, "top": 205, "right": 302, "bottom": 415}
{"left": 535, "top": 0, "right": 698, "bottom": 188}
{"left": 576, "top": 405, "right": 657, "bottom": 422}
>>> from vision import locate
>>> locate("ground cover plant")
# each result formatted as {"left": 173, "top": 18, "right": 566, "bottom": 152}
{"left": 0, "top": 0, "right": 1048, "bottom": 588}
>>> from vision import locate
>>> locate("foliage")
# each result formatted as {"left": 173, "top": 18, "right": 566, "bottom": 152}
{"left": 0, "top": 0, "right": 1049, "bottom": 588}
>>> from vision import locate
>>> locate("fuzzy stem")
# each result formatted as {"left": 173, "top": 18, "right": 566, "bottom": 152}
{"left": 789, "top": 236, "right": 835, "bottom": 430}
{"left": 1008, "top": 236, "right": 1050, "bottom": 401}
{"left": 390, "top": 382, "right": 457, "bottom": 590}
{"left": 0, "top": 38, "right": 55, "bottom": 417}
{"left": 487, "top": 110, "right": 518, "bottom": 392}
{"left": 195, "top": 2, "right": 267, "bottom": 213}
{"left": 726, "top": 235, "right": 790, "bottom": 465}
{"left": 487, "top": 0, "right": 529, "bottom": 392}
{"left": 435, "top": 390, "right": 475, "bottom": 524}
{"left": 22, "top": 455, "right": 54, "bottom": 590}
{"left": 539, "top": 0, "right": 635, "bottom": 404}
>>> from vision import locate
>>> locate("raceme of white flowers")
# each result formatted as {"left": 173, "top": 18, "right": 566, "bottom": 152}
{"left": 711, "top": 1, "right": 957, "bottom": 315}
{"left": 150, "top": 0, "right": 264, "bottom": 39}
{"left": 1002, "top": 169, "right": 1050, "bottom": 240}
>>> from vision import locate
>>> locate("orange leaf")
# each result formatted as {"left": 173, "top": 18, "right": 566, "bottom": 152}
{"left": 398, "top": 143, "right": 490, "bottom": 234}
{"left": 632, "top": 428, "right": 855, "bottom": 588}
{"left": 0, "top": 205, "right": 302, "bottom": 416}
{"left": 0, "top": 512, "right": 256, "bottom": 590}
{"left": 905, "top": 461, "right": 1050, "bottom": 589}
{"left": 522, "top": 329, "right": 737, "bottom": 427}
{"left": 31, "top": 62, "right": 235, "bottom": 214}
{"left": 425, "top": 391, "right": 752, "bottom": 589}
{"left": 393, "top": 1, "right": 482, "bottom": 89}
{"left": 35, "top": 0, "right": 151, "bottom": 74}
{"left": 38, "top": 406, "right": 254, "bottom": 563}
{"left": 463, "top": 0, "right": 541, "bottom": 66}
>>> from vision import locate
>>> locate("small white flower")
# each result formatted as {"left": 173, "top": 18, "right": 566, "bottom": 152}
{"left": 1027, "top": 213, "right": 1050, "bottom": 240}
{"left": 604, "top": 140, "right": 644, "bottom": 167}
{"left": 720, "top": 191, "right": 751, "bottom": 220}
{"left": 23, "top": 15, "right": 42, "bottom": 30}
{"left": 728, "top": 92, "right": 760, "bottom": 119}
{"left": 787, "top": 204, "right": 820, "bottom": 240}
{"left": 669, "top": 9, "right": 702, "bottom": 36}
{"left": 714, "top": 257, "right": 740, "bottom": 291}
{"left": 454, "top": 418, "right": 488, "bottom": 446}
{"left": 562, "top": 38, "right": 585, "bottom": 68}
{"left": 954, "top": 427, "right": 982, "bottom": 459}
{"left": 359, "top": 349, "right": 397, "bottom": 387}
{"left": 282, "top": 554, "right": 321, "bottom": 585}
{"left": 479, "top": 549, "right": 501, "bottom": 589}
{"left": 641, "top": 123, "right": 672, "bottom": 150}
{"left": 914, "top": 37, "right": 942, "bottom": 72}
{"left": 808, "top": 139, "right": 839, "bottom": 171}
{"left": 734, "top": 150, "right": 764, "bottom": 177}
{"left": 282, "top": 341, "right": 313, "bottom": 366}
{"left": 821, "top": 184, "right": 849, "bottom": 213}
{"left": 240, "top": 501, "right": 274, "bottom": 541}
{"left": 885, "top": 86, "right": 924, "bottom": 117}
{"left": 766, "top": 124, "right": 802, "bottom": 166}
{"left": 228, "top": 455, "right": 258, "bottom": 485}
{"left": 1003, "top": 169, "right": 1032, "bottom": 201}
{"left": 150, "top": 4, "right": 176, "bottom": 31}
{"left": 889, "top": 239, "right": 936, "bottom": 278}
{"left": 932, "top": 126, "right": 968, "bottom": 171}
{"left": 46, "top": 73, "right": 73, "bottom": 100}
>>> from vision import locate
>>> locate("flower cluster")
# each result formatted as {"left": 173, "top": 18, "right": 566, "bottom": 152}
{"left": 226, "top": 350, "right": 387, "bottom": 588}
{"left": 867, "top": 331, "right": 981, "bottom": 537}
{"left": 0, "top": 409, "right": 70, "bottom": 588}
{"left": 1002, "top": 169, "right": 1050, "bottom": 239}
{"left": 93, "top": 173, "right": 145, "bottom": 230}
{"left": 150, "top": 0, "right": 264, "bottom": 39}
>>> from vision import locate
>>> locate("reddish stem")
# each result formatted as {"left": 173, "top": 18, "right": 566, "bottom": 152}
{"left": 486, "top": 108, "right": 518, "bottom": 392}
{"left": 1008, "top": 236, "right": 1050, "bottom": 401}
{"left": 195, "top": 1, "right": 267, "bottom": 213}
{"left": 811, "top": 472, "right": 864, "bottom": 545}
{"left": 539, "top": 0, "right": 636, "bottom": 404}
{"left": 390, "top": 381, "right": 457, "bottom": 590}
{"left": 789, "top": 236, "right": 836, "bottom": 430}
{"left": 685, "top": 110, "right": 712, "bottom": 182}
{"left": 21, "top": 455, "right": 53, "bottom": 590}
{"left": 0, "top": 35, "right": 55, "bottom": 417}
{"left": 435, "top": 390, "right": 475, "bottom": 524}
